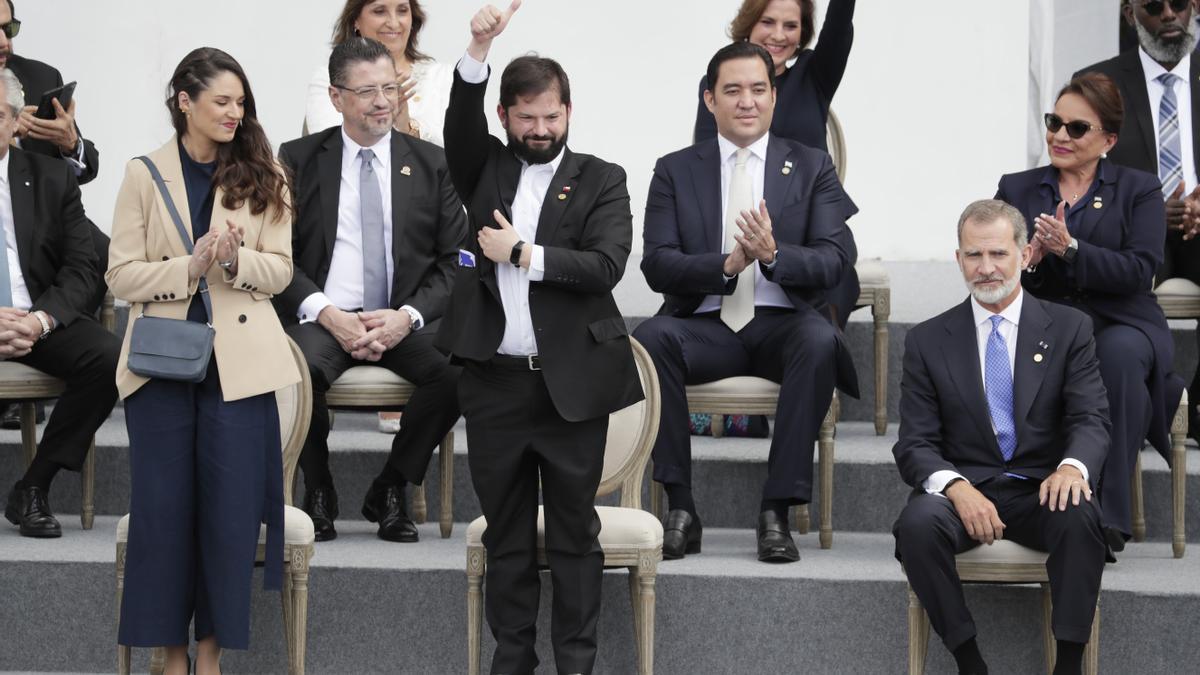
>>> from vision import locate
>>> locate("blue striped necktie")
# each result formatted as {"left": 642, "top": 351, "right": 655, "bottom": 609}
{"left": 1158, "top": 72, "right": 1183, "bottom": 200}
{"left": 985, "top": 316, "right": 1018, "bottom": 462}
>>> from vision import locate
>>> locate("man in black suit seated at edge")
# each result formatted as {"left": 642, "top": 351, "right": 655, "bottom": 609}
{"left": 436, "top": 2, "right": 643, "bottom": 672}
{"left": 633, "top": 41, "right": 859, "bottom": 563}
{"left": 275, "top": 37, "right": 466, "bottom": 543}
{"left": 1076, "top": 0, "right": 1200, "bottom": 437}
{"left": 0, "top": 68, "right": 120, "bottom": 538}
{"left": 893, "top": 200, "right": 1110, "bottom": 675}
{"left": 0, "top": 0, "right": 109, "bottom": 428}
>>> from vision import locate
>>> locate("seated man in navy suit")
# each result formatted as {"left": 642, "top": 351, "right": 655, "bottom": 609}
{"left": 634, "top": 41, "right": 858, "bottom": 563}
{"left": 893, "top": 199, "right": 1110, "bottom": 675}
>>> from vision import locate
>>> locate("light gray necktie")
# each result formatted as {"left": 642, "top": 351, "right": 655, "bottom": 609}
{"left": 359, "top": 148, "right": 388, "bottom": 311}
{"left": 721, "top": 147, "right": 755, "bottom": 331}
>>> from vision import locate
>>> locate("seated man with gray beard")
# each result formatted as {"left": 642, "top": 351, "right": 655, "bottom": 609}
{"left": 892, "top": 200, "right": 1110, "bottom": 675}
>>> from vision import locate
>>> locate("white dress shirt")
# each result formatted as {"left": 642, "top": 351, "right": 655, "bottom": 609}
{"left": 0, "top": 151, "right": 32, "bottom": 310}
{"left": 695, "top": 132, "right": 793, "bottom": 314}
{"left": 298, "top": 129, "right": 421, "bottom": 328}
{"left": 1139, "top": 48, "right": 1198, "bottom": 192}
{"left": 923, "top": 289, "right": 1088, "bottom": 494}
{"left": 306, "top": 57, "right": 454, "bottom": 147}
{"left": 456, "top": 52, "right": 554, "bottom": 356}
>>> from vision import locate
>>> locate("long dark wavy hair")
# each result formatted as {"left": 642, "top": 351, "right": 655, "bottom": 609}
{"left": 165, "top": 47, "right": 288, "bottom": 219}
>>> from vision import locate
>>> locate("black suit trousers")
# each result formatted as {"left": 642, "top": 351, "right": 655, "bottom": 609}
{"left": 13, "top": 318, "right": 120, "bottom": 472}
{"left": 894, "top": 477, "right": 1106, "bottom": 650}
{"left": 459, "top": 360, "right": 608, "bottom": 675}
{"left": 286, "top": 321, "right": 460, "bottom": 490}
{"left": 633, "top": 306, "right": 838, "bottom": 503}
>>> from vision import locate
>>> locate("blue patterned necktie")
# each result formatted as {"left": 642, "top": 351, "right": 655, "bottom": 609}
{"left": 359, "top": 148, "right": 388, "bottom": 311}
{"left": 985, "top": 316, "right": 1018, "bottom": 462}
{"left": 1158, "top": 72, "right": 1183, "bottom": 200}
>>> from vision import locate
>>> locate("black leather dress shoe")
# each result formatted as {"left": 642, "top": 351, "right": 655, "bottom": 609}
{"left": 1103, "top": 526, "right": 1127, "bottom": 554}
{"left": 0, "top": 402, "right": 45, "bottom": 430}
{"left": 362, "top": 483, "right": 419, "bottom": 543}
{"left": 302, "top": 486, "right": 339, "bottom": 542}
{"left": 5, "top": 482, "right": 62, "bottom": 538}
{"left": 662, "top": 509, "right": 701, "bottom": 560}
{"left": 757, "top": 510, "right": 799, "bottom": 563}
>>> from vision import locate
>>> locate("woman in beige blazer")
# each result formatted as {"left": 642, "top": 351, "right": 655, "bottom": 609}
{"left": 108, "top": 47, "right": 299, "bottom": 675}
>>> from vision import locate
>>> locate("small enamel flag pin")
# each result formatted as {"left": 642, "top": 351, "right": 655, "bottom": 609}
{"left": 558, "top": 185, "right": 571, "bottom": 201}
{"left": 458, "top": 249, "right": 476, "bottom": 268}
{"left": 782, "top": 160, "right": 793, "bottom": 175}
{"left": 400, "top": 166, "right": 412, "bottom": 176}
{"left": 1038, "top": 340, "right": 1049, "bottom": 349}
{"left": 1092, "top": 195, "right": 1102, "bottom": 209}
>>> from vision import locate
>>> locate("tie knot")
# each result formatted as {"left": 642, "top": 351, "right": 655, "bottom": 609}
{"left": 989, "top": 315, "right": 1004, "bottom": 332}
{"left": 734, "top": 147, "right": 750, "bottom": 168}
{"left": 1158, "top": 72, "right": 1180, "bottom": 88}
{"left": 359, "top": 148, "right": 376, "bottom": 166}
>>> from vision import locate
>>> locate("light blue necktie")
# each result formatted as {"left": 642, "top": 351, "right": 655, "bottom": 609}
{"left": 985, "top": 316, "right": 1018, "bottom": 463}
{"left": 1158, "top": 72, "right": 1183, "bottom": 200}
{"left": 0, "top": 198, "right": 13, "bottom": 307}
{"left": 359, "top": 148, "right": 388, "bottom": 312}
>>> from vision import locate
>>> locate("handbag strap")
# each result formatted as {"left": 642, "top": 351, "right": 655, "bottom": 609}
{"left": 135, "top": 155, "right": 213, "bottom": 323}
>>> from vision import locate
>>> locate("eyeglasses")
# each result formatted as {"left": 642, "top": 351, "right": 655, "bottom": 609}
{"left": 1, "top": 19, "right": 20, "bottom": 40}
{"left": 1044, "top": 113, "right": 1107, "bottom": 139}
{"left": 1136, "top": 0, "right": 1191, "bottom": 16}
{"left": 333, "top": 83, "right": 401, "bottom": 102}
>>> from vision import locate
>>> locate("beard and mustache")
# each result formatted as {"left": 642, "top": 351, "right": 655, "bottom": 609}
{"left": 965, "top": 273, "right": 1020, "bottom": 306}
{"left": 1136, "top": 17, "right": 1200, "bottom": 65}
{"left": 506, "top": 127, "right": 568, "bottom": 165}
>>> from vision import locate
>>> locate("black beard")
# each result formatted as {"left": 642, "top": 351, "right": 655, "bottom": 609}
{"left": 507, "top": 128, "right": 568, "bottom": 165}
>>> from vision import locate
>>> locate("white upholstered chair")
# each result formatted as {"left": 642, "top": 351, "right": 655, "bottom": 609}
{"left": 907, "top": 540, "right": 1100, "bottom": 675}
{"left": 465, "top": 338, "right": 663, "bottom": 675}
{"left": 324, "top": 366, "right": 456, "bottom": 538}
{"left": 652, "top": 379, "right": 839, "bottom": 548}
{"left": 117, "top": 336, "right": 315, "bottom": 675}
{"left": 0, "top": 292, "right": 115, "bottom": 531}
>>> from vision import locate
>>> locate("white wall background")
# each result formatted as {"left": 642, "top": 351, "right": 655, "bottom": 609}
{"left": 12, "top": 0, "right": 1085, "bottom": 262}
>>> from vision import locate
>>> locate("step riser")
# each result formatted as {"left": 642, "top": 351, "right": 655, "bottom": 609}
{"left": 1, "top": 561, "right": 1195, "bottom": 674}
{"left": 3, "top": 444, "right": 1195, "bottom": 543}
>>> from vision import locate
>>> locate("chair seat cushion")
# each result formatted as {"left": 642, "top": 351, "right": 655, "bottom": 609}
{"left": 686, "top": 376, "right": 780, "bottom": 397}
{"left": 330, "top": 366, "right": 410, "bottom": 388}
{"left": 466, "top": 506, "right": 664, "bottom": 548}
{"left": 116, "top": 505, "right": 315, "bottom": 547}
{"left": 956, "top": 539, "right": 1047, "bottom": 565}
{"left": 856, "top": 259, "right": 890, "bottom": 287}
{"left": 0, "top": 362, "right": 66, "bottom": 397}
{"left": 1156, "top": 277, "right": 1200, "bottom": 298}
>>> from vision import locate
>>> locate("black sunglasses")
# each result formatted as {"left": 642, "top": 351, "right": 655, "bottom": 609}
{"left": 1136, "top": 0, "right": 1192, "bottom": 16}
{"left": 0, "top": 19, "right": 19, "bottom": 40}
{"left": 1044, "top": 113, "right": 1106, "bottom": 139}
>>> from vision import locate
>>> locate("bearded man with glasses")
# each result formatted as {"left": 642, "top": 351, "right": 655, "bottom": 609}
{"left": 1076, "top": 0, "right": 1200, "bottom": 446}
{"left": 274, "top": 37, "right": 467, "bottom": 544}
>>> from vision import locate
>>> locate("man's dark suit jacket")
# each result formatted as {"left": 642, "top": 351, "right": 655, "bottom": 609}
{"left": 641, "top": 133, "right": 860, "bottom": 396}
{"left": 4, "top": 146, "right": 99, "bottom": 326}
{"left": 893, "top": 295, "right": 1110, "bottom": 489}
{"left": 996, "top": 161, "right": 1182, "bottom": 457}
{"left": 274, "top": 126, "right": 467, "bottom": 327}
{"left": 436, "top": 70, "right": 643, "bottom": 423}
{"left": 9, "top": 53, "right": 100, "bottom": 186}
{"left": 1074, "top": 50, "right": 1200, "bottom": 181}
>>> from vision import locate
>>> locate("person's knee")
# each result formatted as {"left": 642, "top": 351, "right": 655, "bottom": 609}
{"left": 631, "top": 317, "right": 678, "bottom": 354}
{"left": 895, "top": 496, "right": 950, "bottom": 549}
{"left": 783, "top": 318, "right": 838, "bottom": 362}
{"left": 1095, "top": 326, "right": 1152, "bottom": 375}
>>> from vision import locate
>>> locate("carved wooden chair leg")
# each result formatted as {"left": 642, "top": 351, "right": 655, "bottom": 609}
{"left": 440, "top": 432, "right": 454, "bottom": 539}
{"left": 467, "top": 546, "right": 486, "bottom": 675}
{"left": 633, "top": 554, "right": 658, "bottom": 675}
{"left": 281, "top": 558, "right": 295, "bottom": 667}
{"left": 149, "top": 647, "right": 166, "bottom": 674}
{"left": 412, "top": 484, "right": 428, "bottom": 524}
{"left": 20, "top": 401, "right": 37, "bottom": 466}
{"left": 116, "top": 541, "right": 130, "bottom": 675}
{"left": 1041, "top": 584, "right": 1055, "bottom": 674}
{"left": 1131, "top": 452, "right": 1146, "bottom": 542}
{"left": 288, "top": 547, "right": 312, "bottom": 675}
{"left": 82, "top": 439, "right": 96, "bottom": 530}
{"left": 1085, "top": 602, "right": 1100, "bottom": 675}
{"left": 795, "top": 503, "right": 810, "bottom": 535}
{"left": 819, "top": 398, "right": 837, "bottom": 550}
{"left": 1171, "top": 400, "right": 1187, "bottom": 558}
{"left": 627, "top": 568, "right": 644, "bottom": 673}
{"left": 907, "top": 586, "right": 929, "bottom": 675}
{"left": 872, "top": 291, "right": 890, "bottom": 435}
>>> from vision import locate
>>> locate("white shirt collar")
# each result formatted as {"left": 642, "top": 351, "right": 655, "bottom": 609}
{"left": 340, "top": 128, "right": 392, "bottom": 171}
{"left": 1139, "top": 47, "right": 1191, "bottom": 84}
{"left": 716, "top": 132, "right": 770, "bottom": 166}
{"left": 521, "top": 146, "right": 566, "bottom": 176}
{"left": 971, "top": 286, "right": 1024, "bottom": 329}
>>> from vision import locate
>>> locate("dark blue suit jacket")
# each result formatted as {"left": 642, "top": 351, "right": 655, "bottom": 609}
{"left": 996, "top": 161, "right": 1183, "bottom": 456}
{"left": 641, "top": 133, "right": 859, "bottom": 396}
{"left": 893, "top": 295, "right": 1110, "bottom": 488}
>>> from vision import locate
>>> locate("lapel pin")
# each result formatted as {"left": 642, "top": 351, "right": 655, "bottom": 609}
{"left": 400, "top": 165, "right": 411, "bottom": 176}
{"left": 557, "top": 193, "right": 567, "bottom": 200}
{"left": 23, "top": 181, "right": 29, "bottom": 187}
{"left": 1038, "top": 340, "right": 1049, "bottom": 349}
{"left": 782, "top": 160, "right": 793, "bottom": 176}
{"left": 1034, "top": 353, "right": 1044, "bottom": 363}
{"left": 558, "top": 186, "right": 570, "bottom": 200}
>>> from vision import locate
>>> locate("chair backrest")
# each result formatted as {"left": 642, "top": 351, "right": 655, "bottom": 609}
{"left": 826, "top": 108, "right": 848, "bottom": 184}
{"left": 595, "top": 337, "right": 661, "bottom": 509}
{"left": 276, "top": 336, "right": 313, "bottom": 505}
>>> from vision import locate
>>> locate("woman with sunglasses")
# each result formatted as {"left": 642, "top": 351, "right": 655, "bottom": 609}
{"left": 995, "top": 72, "right": 1181, "bottom": 554}
{"left": 306, "top": 0, "right": 452, "bottom": 148}
{"left": 693, "top": 0, "right": 856, "bottom": 152}
{"left": 109, "top": 47, "right": 298, "bottom": 675}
